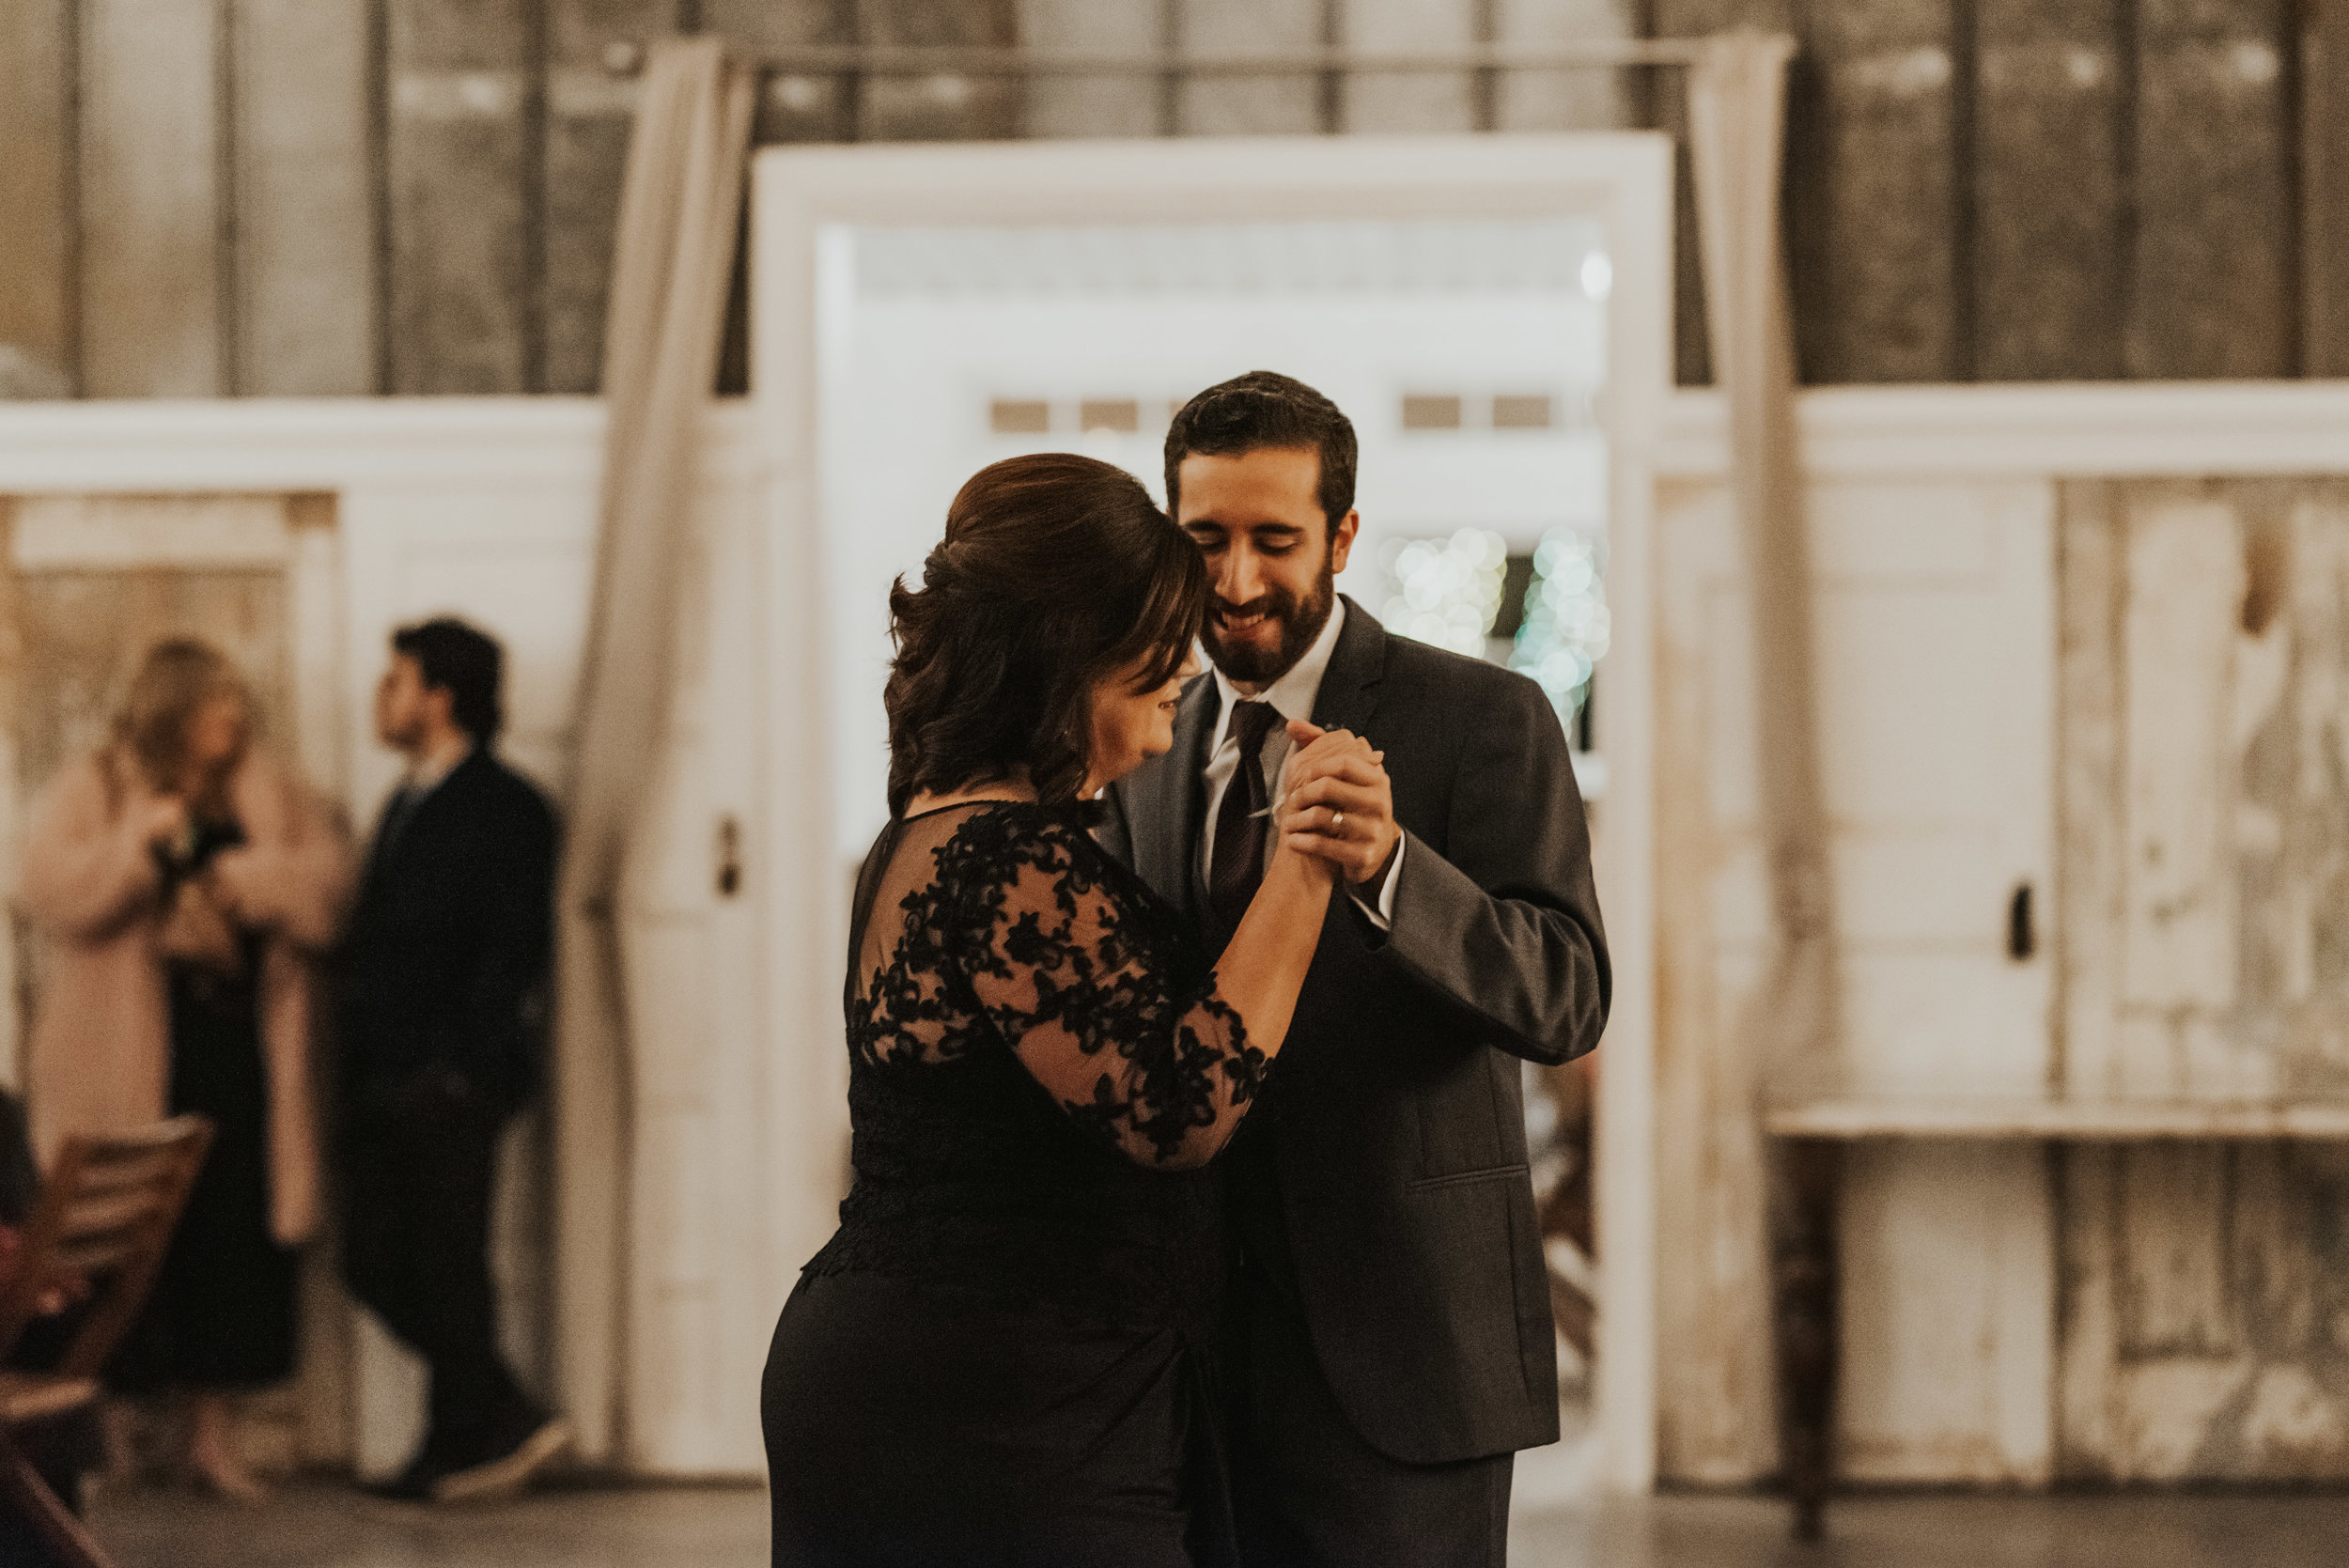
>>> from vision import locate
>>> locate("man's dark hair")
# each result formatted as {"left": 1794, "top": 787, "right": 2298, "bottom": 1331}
{"left": 393, "top": 617, "right": 505, "bottom": 742}
{"left": 885, "top": 453, "right": 1209, "bottom": 815}
{"left": 1163, "top": 370, "right": 1358, "bottom": 534}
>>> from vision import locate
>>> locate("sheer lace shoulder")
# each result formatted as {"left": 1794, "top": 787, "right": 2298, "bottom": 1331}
{"left": 848, "top": 805, "right": 992, "bottom": 1071}
{"left": 951, "top": 810, "right": 1265, "bottom": 1170}
{"left": 849, "top": 803, "right": 1267, "bottom": 1171}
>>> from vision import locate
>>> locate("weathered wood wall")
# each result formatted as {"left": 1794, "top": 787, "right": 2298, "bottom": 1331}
{"left": 14, "top": 0, "right": 2342, "bottom": 396}
{"left": 2055, "top": 478, "right": 2349, "bottom": 1481}
{"left": 1655, "top": 461, "right": 2349, "bottom": 1488}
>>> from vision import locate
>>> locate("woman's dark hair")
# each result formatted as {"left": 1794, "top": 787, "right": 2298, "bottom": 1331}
{"left": 392, "top": 616, "right": 504, "bottom": 742}
{"left": 886, "top": 453, "right": 1208, "bottom": 815}
{"left": 1164, "top": 369, "right": 1357, "bottom": 534}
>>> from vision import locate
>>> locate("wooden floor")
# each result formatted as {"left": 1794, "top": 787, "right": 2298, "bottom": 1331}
{"left": 84, "top": 1481, "right": 2349, "bottom": 1566}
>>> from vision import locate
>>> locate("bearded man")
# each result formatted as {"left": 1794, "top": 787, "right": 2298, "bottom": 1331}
{"left": 1100, "top": 371, "right": 1610, "bottom": 1568}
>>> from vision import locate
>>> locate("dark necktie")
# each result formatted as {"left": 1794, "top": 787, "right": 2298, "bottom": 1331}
{"left": 1208, "top": 700, "right": 1284, "bottom": 934}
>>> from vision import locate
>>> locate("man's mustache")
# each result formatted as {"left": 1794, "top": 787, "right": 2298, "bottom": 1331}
{"left": 1212, "top": 592, "right": 1295, "bottom": 623}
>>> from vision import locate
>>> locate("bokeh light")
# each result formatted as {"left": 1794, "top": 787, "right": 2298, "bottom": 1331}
{"left": 1377, "top": 526, "right": 1608, "bottom": 734}
{"left": 1377, "top": 529, "right": 1511, "bottom": 659}
{"left": 1510, "top": 528, "right": 1610, "bottom": 726}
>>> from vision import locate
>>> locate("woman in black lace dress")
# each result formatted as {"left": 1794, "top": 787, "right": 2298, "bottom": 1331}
{"left": 763, "top": 455, "right": 1359, "bottom": 1565}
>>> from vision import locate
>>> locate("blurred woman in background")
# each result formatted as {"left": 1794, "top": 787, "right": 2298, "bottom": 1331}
{"left": 16, "top": 639, "right": 350, "bottom": 1501}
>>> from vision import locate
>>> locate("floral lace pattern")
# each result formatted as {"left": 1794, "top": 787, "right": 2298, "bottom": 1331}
{"left": 806, "top": 802, "right": 1260, "bottom": 1327}
{"left": 850, "top": 803, "right": 1262, "bottom": 1170}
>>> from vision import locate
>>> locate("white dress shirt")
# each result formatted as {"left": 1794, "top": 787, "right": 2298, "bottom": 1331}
{"left": 1201, "top": 600, "right": 1405, "bottom": 927}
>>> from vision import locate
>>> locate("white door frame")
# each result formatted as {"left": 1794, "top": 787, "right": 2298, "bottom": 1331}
{"left": 752, "top": 132, "right": 1671, "bottom": 1491}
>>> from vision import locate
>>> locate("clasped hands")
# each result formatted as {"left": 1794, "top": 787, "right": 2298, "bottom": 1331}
{"left": 1274, "top": 720, "right": 1400, "bottom": 889}
{"left": 144, "top": 795, "right": 259, "bottom": 969}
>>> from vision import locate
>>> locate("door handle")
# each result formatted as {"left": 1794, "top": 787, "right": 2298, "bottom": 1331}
{"left": 2007, "top": 881, "right": 2034, "bottom": 961}
{"left": 716, "top": 815, "right": 742, "bottom": 898}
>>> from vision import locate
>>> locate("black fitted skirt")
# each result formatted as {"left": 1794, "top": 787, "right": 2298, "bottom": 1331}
{"left": 763, "top": 1270, "right": 1231, "bottom": 1568}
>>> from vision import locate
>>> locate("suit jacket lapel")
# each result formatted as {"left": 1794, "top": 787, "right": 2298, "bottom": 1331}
{"left": 1130, "top": 674, "right": 1218, "bottom": 924}
{"left": 1177, "top": 679, "right": 1219, "bottom": 922}
{"left": 1312, "top": 596, "right": 1389, "bottom": 740}
{"left": 360, "top": 750, "right": 479, "bottom": 905}
{"left": 1293, "top": 600, "right": 1390, "bottom": 1038}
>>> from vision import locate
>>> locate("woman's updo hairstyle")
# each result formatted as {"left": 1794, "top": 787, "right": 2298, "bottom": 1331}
{"left": 886, "top": 453, "right": 1208, "bottom": 815}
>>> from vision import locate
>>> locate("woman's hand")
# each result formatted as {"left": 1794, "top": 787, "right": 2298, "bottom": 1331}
{"left": 158, "top": 880, "right": 242, "bottom": 971}
{"left": 141, "top": 794, "right": 191, "bottom": 852}
{"left": 1275, "top": 724, "right": 1382, "bottom": 889}
{"left": 199, "top": 847, "right": 261, "bottom": 927}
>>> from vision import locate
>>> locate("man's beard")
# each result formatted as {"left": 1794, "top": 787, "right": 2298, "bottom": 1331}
{"left": 1204, "top": 553, "right": 1337, "bottom": 686}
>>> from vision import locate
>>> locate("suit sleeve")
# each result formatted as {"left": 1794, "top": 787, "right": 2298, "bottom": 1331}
{"left": 1094, "top": 784, "right": 1137, "bottom": 869}
{"left": 1370, "top": 674, "right": 1610, "bottom": 1066}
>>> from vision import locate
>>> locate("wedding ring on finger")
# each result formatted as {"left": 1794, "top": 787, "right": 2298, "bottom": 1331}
{"left": 1331, "top": 811, "right": 1345, "bottom": 832}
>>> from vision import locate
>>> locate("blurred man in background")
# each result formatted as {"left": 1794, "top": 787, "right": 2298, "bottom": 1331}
{"left": 336, "top": 618, "right": 566, "bottom": 1502}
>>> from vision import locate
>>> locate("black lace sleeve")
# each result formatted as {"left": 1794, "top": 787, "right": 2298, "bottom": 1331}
{"left": 952, "top": 813, "right": 1267, "bottom": 1171}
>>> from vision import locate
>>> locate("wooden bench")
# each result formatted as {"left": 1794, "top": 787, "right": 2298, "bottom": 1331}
{"left": 1763, "top": 1095, "right": 2349, "bottom": 1541}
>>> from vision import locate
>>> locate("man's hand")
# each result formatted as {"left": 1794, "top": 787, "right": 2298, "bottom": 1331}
{"left": 1281, "top": 720, "right": 1400, "bottom": 888}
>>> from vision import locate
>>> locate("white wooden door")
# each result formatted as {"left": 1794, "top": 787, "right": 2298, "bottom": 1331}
{"left": 1811, "top": 477, "right": 2057, "bottom": 1483}
{"left": 616, "top": 447, "right": 771, "bottom": 1474}
{"left": 1656, "top": 475, "right": 2058, "bottom": 1483}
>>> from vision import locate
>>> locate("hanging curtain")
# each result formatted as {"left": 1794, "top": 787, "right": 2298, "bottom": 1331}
{"left": 552, "top": 36, "right": 755, "bottom": 1465}
{"left": 1687, "top": 29, "right": 1843, "bottom": 1520}
{"left": 1686, "top": 33, "right": 1835, "bottom": 1088}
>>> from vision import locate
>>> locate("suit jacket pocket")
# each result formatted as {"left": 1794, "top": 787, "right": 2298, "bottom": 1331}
{"left": 1406, "top": 1161, "right": 1530, "bottom": 1193}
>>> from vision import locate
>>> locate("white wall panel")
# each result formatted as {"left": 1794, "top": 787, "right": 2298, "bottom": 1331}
{"left": 1656, "top": 472, "right": 2058, "bottom": 1483}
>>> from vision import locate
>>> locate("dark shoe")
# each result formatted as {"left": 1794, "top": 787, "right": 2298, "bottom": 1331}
{"left": 430, "top": 1414, "right": 572, "bottom": 1503}
{"left": 361, "top": 1431, "right": 479, "bottom": 1502}
{"left": 360, "top": 1459, "right": 445, "bottom": 1502}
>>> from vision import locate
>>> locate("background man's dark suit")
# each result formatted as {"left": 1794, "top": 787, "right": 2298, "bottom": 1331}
{"left": 337, "top": 746, "right": 557, "bottom": 1474}
{"left": 1103, "top": 598, "right": 1610, "bottom": 1565}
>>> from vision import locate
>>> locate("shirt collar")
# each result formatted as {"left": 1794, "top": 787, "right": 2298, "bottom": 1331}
{"left": 1210, "top": 598, "right": 1348, "bottom": 752}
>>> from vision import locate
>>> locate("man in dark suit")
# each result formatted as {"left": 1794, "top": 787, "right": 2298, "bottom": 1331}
{"left": 1101, "top": 372, "right": 1610, "bottom": 1567}
{"left": 337, "top": 617, "right": 568, "bottom": 1502}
